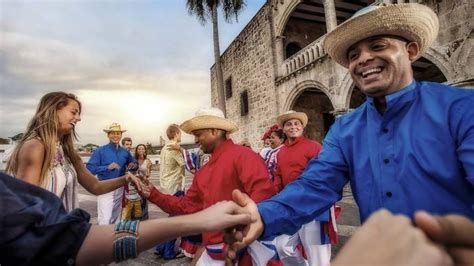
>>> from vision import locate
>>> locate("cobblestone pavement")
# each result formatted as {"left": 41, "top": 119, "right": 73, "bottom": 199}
{"left": 78, "top": 172, "right": 360, "bottom": 265}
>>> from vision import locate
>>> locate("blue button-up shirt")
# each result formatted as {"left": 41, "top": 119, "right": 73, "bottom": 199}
{"left": 259, "top": 81, "right": 474, "bottom": 238}
{"left": 86, "top": 143, "right": 136, "bottom": 181}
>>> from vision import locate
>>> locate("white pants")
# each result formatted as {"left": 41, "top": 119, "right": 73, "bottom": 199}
{"left": 196, "top": 251, "right": 225, "bottom": 266}
{"left": 97, "top": 187, "right": 124, "bottom": 225}
{"left": 275, "top": 221, "right": 331, "bottom": 266}
{"left": 196, "top": 242, "right": 274, "bottom": 266}
{"left": 299, "top": 221, "right": 331, "bottom": 266}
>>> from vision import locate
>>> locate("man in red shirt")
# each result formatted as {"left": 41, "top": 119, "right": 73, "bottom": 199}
{"left": 273, "top": 110, "right": 332, "bottom": 266}
{"left": 142, "top": 108, "right": 276, "bottom": 265}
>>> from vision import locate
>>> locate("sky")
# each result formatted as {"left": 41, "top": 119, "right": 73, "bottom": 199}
{"left": 0, "top": 0, "right": 266, "bottom": 145}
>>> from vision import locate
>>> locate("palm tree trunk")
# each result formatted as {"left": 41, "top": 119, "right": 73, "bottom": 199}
{"left": 211, "top": 1, "right": 226, "bottom": 116}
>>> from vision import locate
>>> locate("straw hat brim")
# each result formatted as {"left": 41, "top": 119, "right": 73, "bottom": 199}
{"left": 103, "top": 129, "right": 127, "bottom": 133}
{"left": 277, "top": 112, "right": 308, "bottom": 128}
{"left": 180, "top": 115, "right": 238, "bottom": 134}
{"left": 324, "top": 3, "right": 439, "bottom": 68}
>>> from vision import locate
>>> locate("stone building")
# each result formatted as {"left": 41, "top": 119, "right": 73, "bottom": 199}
{"left": 210, "top": 0, "right": 473, "bottom": 147}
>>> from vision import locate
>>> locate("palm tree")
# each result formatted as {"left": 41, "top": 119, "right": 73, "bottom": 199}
{"left": 186, "top": 0, "right": 246, "bottom": 116}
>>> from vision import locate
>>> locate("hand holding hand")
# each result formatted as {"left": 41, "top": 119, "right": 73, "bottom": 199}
{"left": 125, "top": 172, "right": 143, "bottom": 192}
{"left": 224, "top": 190, "right": 264, "bottom": 264}
{"left": 167, "top": 143, "right": 181, "bottom": 151}
{"left": 333, "top": 209, "right": 453, "bottom": 266}
{"left": 126, "top": 162, "right": 137, "bottom": 170}
{"left": 107, "top": 162, "right": 120, "bottom": 170}
{"left": 415, "top": 211, "right": 474, "bottom": 265}
{"left": 193, "top": 201, "right": 255, "bottom": 232}
{"left": 140, "top": 181, "right": 155, "bottom": 198}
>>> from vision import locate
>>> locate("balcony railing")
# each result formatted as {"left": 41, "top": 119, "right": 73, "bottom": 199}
{"left": 280, "top": 0, "right": 388, "bottom": 78}
{"left": 282, "top": 35, "right": 326, "bottom": 76}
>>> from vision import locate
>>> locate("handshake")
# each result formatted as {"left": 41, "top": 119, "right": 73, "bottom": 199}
{"left": 207, "top": 190, "right": 473, "bottom": 266}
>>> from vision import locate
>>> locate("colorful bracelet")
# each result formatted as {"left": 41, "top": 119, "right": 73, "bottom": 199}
{"left": 114, "top": 220, "right": 139, "bottom": 235}
{"left": 113, "top": 220, "right": 140, "bottom": 262}
{"left": 113, "top": 236, "right": 138, "bottom": 262}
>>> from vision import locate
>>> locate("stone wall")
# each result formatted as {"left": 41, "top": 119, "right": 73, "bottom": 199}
{"left": 419, "top": 0, "right": 473, "bottom": 83}
{"left": 210, "top": 5, "right": 279, "bottom": 149}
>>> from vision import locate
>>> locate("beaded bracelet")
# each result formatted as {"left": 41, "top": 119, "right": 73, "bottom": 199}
{"left": 114, "top": 220, "right": 139, "bottom": 235}
{"left": 113, "top": 220, "right": 140, "bottom": 262}
{"left": 113, "top": 236, "right": 138, "bottom": 262}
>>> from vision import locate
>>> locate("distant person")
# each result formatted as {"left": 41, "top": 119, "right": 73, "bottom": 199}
{"left": 87, "top": 123, "right": 137, "bottom": 225}
{"left": 159, "top": 124, "right": 186, "bottom": 196}
{"left": 259, "top": 129, "right": 273, "bottom": 159}
{"left": 121, "top": 137, "right": 133, "bottom": 153}
{"left": 262, "top": 125, "right": 285, "bottom": 187}
{"left": 135, "top": 143, "right": 151, "bottom": 220}
{"left": 271, "top": 111, "right": 333, "bottom": 266}
{"left": 155, "top": 124, "right": 188, "bottom": 260}
{"left": 6, "top": 92, "right": 142, "bottom": 213}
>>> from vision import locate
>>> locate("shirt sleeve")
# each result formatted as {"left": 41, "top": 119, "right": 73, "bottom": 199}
{"left": 308, "top": 141, "right": 322, "bottom": 159}
{"left": 258, "top": 119, "right": 350, "bottom": 238}
{"left": 148, "top": 177, "right": 202, "bottom": 215}
{"left": 0, "top": 173, "right": 91, "bottom": 266}
{"left": 236, "top": 150, "right": 276, "bottom": 203}
{"left": 451, "top": 94, "right": 474, "bottom": 186}
{"left": 86, "top": 149, "right": 108, "bottom": 175}
{"left": 173, "top": 151, "right": 185, "bottom": 167}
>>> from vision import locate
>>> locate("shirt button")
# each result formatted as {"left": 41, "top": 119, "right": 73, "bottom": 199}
{"left": 382, "top": 128, "right": 389, "bottom": 133}
{"left": 383, "top": 158, "right": 390, "bottom": 164}
{"left": 386, "top": 192, "right": 393, "bottom": 197}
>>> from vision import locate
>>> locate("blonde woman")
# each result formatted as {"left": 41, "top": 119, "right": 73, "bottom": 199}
{"left": 6, "top": 91, "right": 141, "bottom": 212}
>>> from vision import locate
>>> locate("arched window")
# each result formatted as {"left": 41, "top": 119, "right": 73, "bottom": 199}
{"left": 286, "top": 42, "right": 302, "bottom": 59}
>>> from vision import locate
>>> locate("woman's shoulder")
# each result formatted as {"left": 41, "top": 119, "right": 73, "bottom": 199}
{"left": 21, "top": 139, "right": 45, "bottom": 153}
{"left": 18, "top": 139, "right": 45, "bottom": 162}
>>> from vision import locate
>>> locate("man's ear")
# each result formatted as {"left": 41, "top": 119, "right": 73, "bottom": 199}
{"left": 209, "top": 128, "right": 218, "bottom": 137}
{"left": 406, "top": 42, "right": 421, "bottom": 62}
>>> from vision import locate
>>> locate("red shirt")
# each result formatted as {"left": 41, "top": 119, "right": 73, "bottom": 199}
{"left": 274, "top": 136, "right": 322, "bottom": 191}
{"left": 148, "top": 139, "right": 276, "bottom": 246}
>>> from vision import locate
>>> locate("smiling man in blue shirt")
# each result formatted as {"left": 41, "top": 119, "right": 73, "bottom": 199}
{"left": 225, "top": 3, "right": 474, "bottom": 263}
{"left": 87, "top": 123, "right": 137, "bottom": 225}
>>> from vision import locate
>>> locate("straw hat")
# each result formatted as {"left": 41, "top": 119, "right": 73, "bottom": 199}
{"left": 103, "top": 123, "right": 127, "bottom": 133}
{"left": 324, "top": 3, "right": 439, "bottom": 68}
{"left": 180, "top": 108, "right": 238, "bottom": 134}
{"left": 277, "top": 110, "right": 308, "bottom": 128}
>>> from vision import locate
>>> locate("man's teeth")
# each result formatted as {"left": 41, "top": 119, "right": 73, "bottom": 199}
{"left": 362, "top": 68, "right": 382, "bottom": 77}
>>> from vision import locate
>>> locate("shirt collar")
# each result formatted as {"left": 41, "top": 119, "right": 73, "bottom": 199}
{"left": 273, "top": 144, "right": 284, "bottom": 151}
{"left": 208, "top": 139, "right": 234, "bottom": 163}
{"left": 107, "top": 142, "right": 121, "bottom": 150}
{"left": 366, "top": 80, "right": 417, "bottom": 113}
{"left": 285, "top": 135, "right": 305, "bottom": 147}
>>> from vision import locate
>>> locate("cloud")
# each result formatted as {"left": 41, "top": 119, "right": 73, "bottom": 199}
{"left": 0, "top": 0, "right": 266, "bottom": 145}
{"left": 0, "top": 31, "right": 210, "bottom": 144}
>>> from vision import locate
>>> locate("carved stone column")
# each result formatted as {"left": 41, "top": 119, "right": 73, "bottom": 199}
{"left": 275, "top": 35, "right": 286, "bottom": 76}
{"left": 323, "top": 0, "right": 338, "bottom": 32}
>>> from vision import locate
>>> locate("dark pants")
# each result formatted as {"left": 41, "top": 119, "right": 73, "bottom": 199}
{"left": 140, "top": 195, "right": 148, "bottom": 221}
{"left": 154, "top": 191, "right": 184, "bottom": 260}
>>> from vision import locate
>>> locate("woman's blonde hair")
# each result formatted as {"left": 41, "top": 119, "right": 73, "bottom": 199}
{"left": 7, "top": 92, "right": 82, "bottom": 187}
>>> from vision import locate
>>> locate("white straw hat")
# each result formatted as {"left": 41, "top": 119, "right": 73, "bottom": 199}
{"left": 180, "top": 108, "right": 238, "bottom": 134}
{"left": 103, "top": 122, "right": 127, "bottom": 133}
{"left": 324, "top": 3, "right": 439, "bottom": 68}
{"left": 277, "top": 110, "right": 308, "bottom": 128}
